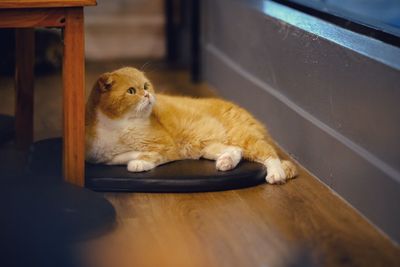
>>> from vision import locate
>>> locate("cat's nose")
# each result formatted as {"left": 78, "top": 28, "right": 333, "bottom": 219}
{"left": 144, "top": 91, "right": 150, "bottom": 98}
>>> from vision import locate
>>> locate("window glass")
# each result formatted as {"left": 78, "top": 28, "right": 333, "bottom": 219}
{"left": 286, "top": 0, "right": 400, "bottom": 37}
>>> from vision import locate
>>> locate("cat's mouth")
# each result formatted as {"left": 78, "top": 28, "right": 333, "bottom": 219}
{"left": 144, "top": 96, "right": 155, "bottom": 107}
{"left": 135, "top": 95, "right": 155, "bottom": 114}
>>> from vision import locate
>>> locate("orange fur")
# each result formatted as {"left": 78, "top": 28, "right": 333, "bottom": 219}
{"left": 86, "top": 67, "right": 297, "bottom": 184}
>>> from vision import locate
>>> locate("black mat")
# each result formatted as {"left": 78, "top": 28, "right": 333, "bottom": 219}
{"left": 0, "top": 114, "right": 14, "bottom": 144}
{"left": 0, "top": 146, "right": 28, "bottom": 177}
{"left": 29, "top": 138, "right": 267, "bottom": 192}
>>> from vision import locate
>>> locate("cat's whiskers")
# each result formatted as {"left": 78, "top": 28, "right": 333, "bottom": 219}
{"left": 140, "top": 60, "right": 153, "bottom": 71}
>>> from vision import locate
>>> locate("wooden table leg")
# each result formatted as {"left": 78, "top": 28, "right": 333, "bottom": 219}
{"left": 15, "top": 28, "right": 34, "bottom": 149}
{"left": 62, "top": 7, "right": 85, "bottom": 186}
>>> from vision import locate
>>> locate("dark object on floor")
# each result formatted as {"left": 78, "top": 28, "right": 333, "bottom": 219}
{"left": 0, "top": 114, "right": 14, "bottom": 144}
{"left": 29, "top": 138, "right": 267, "bottom": 192}
{"left": 0, "top": 176, "right": 116, "bottom": 267}
{"left": 0, "top": 146, "right": 28, "bottom": 177}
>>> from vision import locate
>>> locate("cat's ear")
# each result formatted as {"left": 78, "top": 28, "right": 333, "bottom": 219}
{"left": 97, "top": 73, "right": 114, "bottom": 92}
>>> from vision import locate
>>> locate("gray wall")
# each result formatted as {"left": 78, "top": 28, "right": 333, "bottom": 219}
{"left": 85, "top": 0, "right": 165, "bottom": 60}
{"left": 201, "top": 0, "right": 400, "bottom": 244}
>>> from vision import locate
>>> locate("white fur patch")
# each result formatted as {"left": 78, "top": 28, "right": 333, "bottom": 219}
{"left": 86, "top": 111, "right": 122, "bottom": 163}
{"left": 106, "top": 151, "right": 142, "bottom": 165}
{"left": 216, "top": 147, "right": 242, "bottom": 171}
{"left": 86, "top": 110, "right": 150, "bottom": 163}
{"left": 265, "top": 158, "right": 286, "bottom": 184}
{"left": 127, "top": 160, "right": 155, "bottom": 172}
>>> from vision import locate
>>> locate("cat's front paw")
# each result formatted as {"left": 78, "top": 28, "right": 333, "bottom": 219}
{"left": 216, "top": 149, "right": 241, "bottom": 171}
{"left": 265, "top": 158, "right": 286, "bottom": 184}
{"left": 127, "top": 160, "right": 155, "bottom": 172}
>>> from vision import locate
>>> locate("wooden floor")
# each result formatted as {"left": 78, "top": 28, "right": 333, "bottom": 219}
{"left": 0, "top": 62, "right": 399, "bottom": 267}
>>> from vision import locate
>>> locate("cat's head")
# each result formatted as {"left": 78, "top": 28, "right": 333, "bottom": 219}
{"left": 91, "top": 67, "right": 156, "bottom": 119}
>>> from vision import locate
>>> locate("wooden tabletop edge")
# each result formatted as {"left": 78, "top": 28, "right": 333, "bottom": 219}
{"left": 0, "top": 0, "right": 97, "bottom": 9}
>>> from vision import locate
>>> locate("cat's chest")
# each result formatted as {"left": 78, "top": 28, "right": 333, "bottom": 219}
{"left": 95, "top": 126, "right": 121, "bottom": 149}
{"left": 88, "top": 113, "right": 150, "bottom": 162}
{"left": 87, "top": 125, "right": 123, "bottom": 162}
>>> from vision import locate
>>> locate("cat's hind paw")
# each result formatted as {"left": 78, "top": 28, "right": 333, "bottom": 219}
{"left": 265, "top": 158, "right": 286, "bottom": 184}
{"left": 127, "top": 160, "right": 155, "bottom": 172}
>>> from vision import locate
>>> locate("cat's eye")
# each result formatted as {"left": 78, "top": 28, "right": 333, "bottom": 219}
{"left": 127, "top": 87, "right": 136, "bottom": 94}
{"left": 144, "top": 82, "right": 149, "bottom": 90}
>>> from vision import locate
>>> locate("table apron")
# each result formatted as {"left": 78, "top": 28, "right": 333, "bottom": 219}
{"left": 0, "top": 8, "right": 69, "bottom": 28}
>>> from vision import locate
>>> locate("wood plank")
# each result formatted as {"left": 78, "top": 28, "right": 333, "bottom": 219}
{"left": 76, "top": 75, "right": 400, "bottom": 266}
{"left": 14, "top": 28, "right": 34, "bottom": 148}
{"left": 62, "top": 7, "right": 85, "bottom": 186}
{"left": 0, "top": 8, "right": 66, "bottom": 28}
{"left": 81, "top": 166, "right": 400, "bottom": 267}
{"left": 0, "top": 0, "right": 96, "bottom": 9}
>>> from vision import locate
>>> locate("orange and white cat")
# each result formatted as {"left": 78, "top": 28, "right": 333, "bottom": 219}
{"left": 85, "top": 67, "right": 297, "bottom": 184}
